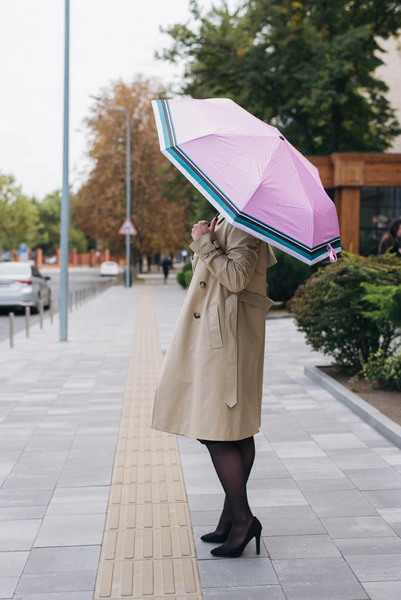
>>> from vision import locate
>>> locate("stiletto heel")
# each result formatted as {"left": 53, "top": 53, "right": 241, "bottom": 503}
{"left": 210, "top": 517, "right": 262, "bottom": 558}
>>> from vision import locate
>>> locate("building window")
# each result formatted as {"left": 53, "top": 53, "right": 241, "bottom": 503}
{"left": 360, "top": 187, "right": 401, "bottom": 256}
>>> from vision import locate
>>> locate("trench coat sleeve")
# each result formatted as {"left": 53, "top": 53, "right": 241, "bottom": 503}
{"left": 189, "top": 228, "right": 260, "bottom": 293}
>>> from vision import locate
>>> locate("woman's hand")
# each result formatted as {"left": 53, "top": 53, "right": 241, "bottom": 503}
{"left": 191, "top": 217, "right": 218, "bottom": 242}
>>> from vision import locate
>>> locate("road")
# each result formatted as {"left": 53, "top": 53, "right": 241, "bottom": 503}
{"left": 0, "top": 269, "right": 117, "bottom": 343}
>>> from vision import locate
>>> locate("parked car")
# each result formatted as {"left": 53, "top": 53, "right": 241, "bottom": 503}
{"left": 0, "top": 263, "right": 51, "bottom": 310}
{"left": 100, "top": 261, "right": 119, "bottom": 277}
{"left": 44, "top": 255, "right": 57, "bottom": 265}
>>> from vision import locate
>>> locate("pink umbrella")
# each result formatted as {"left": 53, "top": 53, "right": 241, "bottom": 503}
{"left": 152, "top": 98, "right": 341, "bottom": 265}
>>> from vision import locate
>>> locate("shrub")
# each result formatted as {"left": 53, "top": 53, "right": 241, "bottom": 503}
{"left": 266, "top": 248, "right": 317, "bottom": 303}
{"left": 362, "top": 349, "right": 401, "bottom": 391}
{"left": 290, "top": 252, "right": 401, "bottom": 374}
{"left": 177, "top": 261, "right": 193, "bottom": 289}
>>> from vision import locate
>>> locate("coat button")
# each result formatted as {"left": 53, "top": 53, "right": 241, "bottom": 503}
{"left": 194, "top": 312, "right": 201, "bottom": 319}
{"left": 199, "top": 281, "right": 206, "bottom": 288}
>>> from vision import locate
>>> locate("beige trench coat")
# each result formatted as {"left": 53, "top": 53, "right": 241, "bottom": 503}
{"left": 151, "top": 214, "right": 277, "bottom": 441}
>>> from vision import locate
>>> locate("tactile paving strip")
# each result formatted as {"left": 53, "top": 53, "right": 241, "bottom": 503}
{"left": 94, "top": 286, "right": 202, "bottom": 599}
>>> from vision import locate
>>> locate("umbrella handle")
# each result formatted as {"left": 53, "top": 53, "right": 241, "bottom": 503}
{"left": 327, "top": 243, "right": 338, "bottom": 263}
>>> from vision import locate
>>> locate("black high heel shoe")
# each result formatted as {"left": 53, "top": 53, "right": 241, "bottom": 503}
{"left": 210, "top": 517, "right": 262, "bottom": 558}
{"left": 200, "top": 522, "right": 231, "bottom": 543}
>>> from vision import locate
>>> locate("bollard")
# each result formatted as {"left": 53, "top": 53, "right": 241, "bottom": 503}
{"left": 69, "top": 292, "right": 73, "bottom": 312}
{"left": 75, "top": 291, "right": 78, "bottom": 310}
{"left": 39, "top": 300, "right": 44, "bottom": 330}
{"left": 25, "top": 306, "right": 30, "bottom": 337}
{"left": 9, "top": 312, "right": 15, "bottom": 348}
{"left": 50, "top": 298, "right": 54, "bottom": 324}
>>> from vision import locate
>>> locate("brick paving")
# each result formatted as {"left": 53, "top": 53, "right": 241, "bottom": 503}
{"left": 1, "top": 280, "right": 401, "bottom": 599}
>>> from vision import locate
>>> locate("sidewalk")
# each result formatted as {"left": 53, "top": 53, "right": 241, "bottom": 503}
{"left": 1, "top": 280, "right": 401, "bottom": 599}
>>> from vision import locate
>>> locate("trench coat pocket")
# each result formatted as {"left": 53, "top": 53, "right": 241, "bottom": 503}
{"left": 208, "top": 304, "right": 224, "bottom": 348}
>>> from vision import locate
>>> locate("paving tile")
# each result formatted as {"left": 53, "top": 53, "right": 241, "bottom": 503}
{"left": 13, "top": 592, "right": 94, "bottom": 600}
{"left": 270, "top": 441, "right": 327, "bottom": 458}
{"left": 16, "top": 570, "right": 97, "bottom": 594}
{"left": 198, "top": 557, "right": 278, "bottom": 588}
{"left": 303, "top": 489, "right": 378, "bottom": 517}
{"left": 346, "top": 553, "right": 401, "bottom": 581}
{"left": 33, "top": 511, "right": 106, "bottom": 548}
{"left": 0, "top": 577, "right": 19, "bottom": 599}
{"left": 362, "top": 581, "right": 401, "bottom": 600}
{"left": 49, "top": 486, "right": 110, "bottom": 504}
{"left": 0, "top": 506, "right": 46, "bottom": 520}
{"left": 0, "top": 551, "right": 29, "bottom": 576}
{"left": 344, "top": 468, "right": 401, "bottom": 491}
{"left": 311, "top": 433, "right": 367, "bottom": 449}
{"left": 335, "top": 537, "right": 401, "bottom": 555}
{"left": 254, "top": 506, "right": 327, "bottom": 536}
{"left": 0, "top": 490, "right": 52, "bottom": 508}
{"left": 0, "top": 520, "right": 41, "bottom": 551}
{"left": 25, "top": 546, "right": 100, "bottom": 572}
{"left": 362, "top": 489, "right": 401, "bottom": 508}
{"left": 272, "top": 556, "right": 368, "bottom": 599}
{"left": 264, "top": 534, "right": 341, "bottom": 559}
{"left": 321, "top": 515, "right": 397, "bottom": 538}
{"left": 202, "top": 585, "right": 285, "bottom": 599}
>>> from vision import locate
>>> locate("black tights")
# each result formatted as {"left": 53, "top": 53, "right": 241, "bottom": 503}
{"left": 198, "top": 436, "right": 255, "bottom": 547}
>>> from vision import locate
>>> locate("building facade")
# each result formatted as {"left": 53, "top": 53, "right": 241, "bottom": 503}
{"left": 309, "top": 154, "right": 401, "bottom": 256}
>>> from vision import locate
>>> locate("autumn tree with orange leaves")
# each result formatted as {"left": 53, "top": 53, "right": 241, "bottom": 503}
{"left": 76, "top": 79, "right": 190, "bottom": 259}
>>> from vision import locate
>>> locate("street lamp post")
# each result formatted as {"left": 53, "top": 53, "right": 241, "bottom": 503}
{"left": 90, "top": 96, "right": 131, "bottom": 288}
{"left": 59, "top": 0, "right": 70, "bottom": 341}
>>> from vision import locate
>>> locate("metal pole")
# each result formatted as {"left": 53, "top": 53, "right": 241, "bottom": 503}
{"left": 9, "top": 312, "right": 14, "bottom": 348}
{"left": 125, "top": 110, "right": 131, "bottom": 288}
{"left": 39, "top": 301, "right": 44, "bottom": 330}
{"left": 25, "top": 306, "right": 30, "bottom": 337}
{"left": 50, "top": 299, "right": 54, "bottom": 324}
{"left": 59, "top": 0, "right": 70, "bottom": 341}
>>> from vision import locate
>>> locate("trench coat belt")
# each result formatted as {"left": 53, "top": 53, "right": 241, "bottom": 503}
{"left": 224, "top": 290, "right": 274, "bottom": 408}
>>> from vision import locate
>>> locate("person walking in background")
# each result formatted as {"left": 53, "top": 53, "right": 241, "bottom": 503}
{"left": 161, "top": 255, "right": 172, "bottom": 284}
{"left": 151, "top": 213, "right": 277, "bottom": 558}
{"left": 378, "top": 218, "right": 401, "bottom": 256}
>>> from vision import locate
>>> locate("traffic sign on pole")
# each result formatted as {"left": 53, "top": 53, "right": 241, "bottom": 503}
{"left": 119, "top": 219, "right": 137, "bottom": 235}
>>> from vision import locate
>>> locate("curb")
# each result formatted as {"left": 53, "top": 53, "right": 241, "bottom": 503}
{"left": 305, "top": 365, "right": 401, "bottom": 450}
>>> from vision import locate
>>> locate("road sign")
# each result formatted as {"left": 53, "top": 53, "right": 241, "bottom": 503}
{"left": 119, "top": 218, "right": 137, "bottom": 236}
{"left": 19, "top": 243, "right": 29, "bottom": 262}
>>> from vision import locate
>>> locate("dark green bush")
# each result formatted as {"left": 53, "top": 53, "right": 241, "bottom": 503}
{"left": 290, "top": 252, "right": 401, "bottom": 374}
{"left": 177, "top": 261, "right": 193, "bottom": 289}
{"left": 266, "top": 248, "right": 317, "bottom": 303}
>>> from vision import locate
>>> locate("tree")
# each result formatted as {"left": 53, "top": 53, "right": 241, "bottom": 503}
{"left": 0, "top": 173, "right": 39, "bottom": 252}
{"left": 33, "top": 190, "right": 88, "bottom": 255}
{"left": 159, "top": 0, "right": 401, "bottom": 154}
{"left": 76, "top": 78, "right": 190, "bottom": 257}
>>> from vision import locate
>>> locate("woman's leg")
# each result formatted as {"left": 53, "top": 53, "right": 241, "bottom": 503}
{"left": 203, "top": 440, "right": 254, "bottom": 548}
{"left": 213, "top": 436, "right": 255, "bottom": 534}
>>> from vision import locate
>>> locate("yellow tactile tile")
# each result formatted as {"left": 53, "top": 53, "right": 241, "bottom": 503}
{"left": 94, "top": 286, "right": 202, "bottom": 599}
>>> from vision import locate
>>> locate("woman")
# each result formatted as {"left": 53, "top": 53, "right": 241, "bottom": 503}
{"left": 151, "top": 213, "right": 277, "bottom": 557}
{"left": 378, "top": 218, "right": 401, "bottom": 256}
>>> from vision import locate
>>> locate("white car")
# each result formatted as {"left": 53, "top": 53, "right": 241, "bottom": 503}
{"left": 0, "top": 262, "right": 51, "bottom": 310}
{"left": 100, "top": 261, "right": 119, "bottom": 277}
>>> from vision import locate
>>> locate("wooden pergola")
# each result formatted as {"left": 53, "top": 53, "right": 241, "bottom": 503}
{"left": 308, "top": 153, "right": 401, "bottom": 254}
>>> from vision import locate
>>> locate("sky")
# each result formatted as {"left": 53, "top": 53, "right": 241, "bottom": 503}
{"left": 0, "top": 0, "right": 230, "bottom": 199}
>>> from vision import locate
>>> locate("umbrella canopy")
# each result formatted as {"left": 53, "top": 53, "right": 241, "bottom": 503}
{"left": 152, "top": 98, "right": 341, "bottom": 265}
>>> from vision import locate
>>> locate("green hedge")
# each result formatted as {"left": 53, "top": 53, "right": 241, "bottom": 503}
{"left": 266, "top": 248, "right": 316, "bottom": 303}
{"left": 290, "top": 252, "right": 401, "bottom": 374}
{"left": 177, "top": 261, "right": 193, "bottom": 289}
